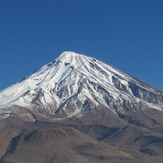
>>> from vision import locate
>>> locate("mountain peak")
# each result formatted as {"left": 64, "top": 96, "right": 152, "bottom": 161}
{"left": 58, "top": 51, "right": 84, "bottom": 60}
{"left": 0, "top": 51, "right": 162, "bottom": 121}
{"left": 55, "top": 51, "right": 89, "bottom": 69}
{"left": 60, "top": 51, "right": 81, "bottom": 56}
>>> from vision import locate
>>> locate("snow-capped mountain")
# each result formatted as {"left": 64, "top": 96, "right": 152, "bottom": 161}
{"left": 0, "top": 51, "right": 162, "bottom": 121}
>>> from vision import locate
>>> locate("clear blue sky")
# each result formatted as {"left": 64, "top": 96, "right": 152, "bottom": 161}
{"left": 0, "top": 0, "right": 163, "bottom": 91}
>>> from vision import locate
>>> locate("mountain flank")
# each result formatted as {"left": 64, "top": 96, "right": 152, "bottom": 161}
{"left": 0, "top": 51, "right": 163, "bottom": 163}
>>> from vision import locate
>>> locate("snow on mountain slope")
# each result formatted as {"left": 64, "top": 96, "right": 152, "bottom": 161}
{"left": 0, "top": 51, "right": 162, "bottom": 120}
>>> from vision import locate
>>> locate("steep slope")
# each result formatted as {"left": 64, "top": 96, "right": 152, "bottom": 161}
{"left": 0, "top": 52, "right": 163, "bottom": 163}
{"left": 0, "top": 51, "right": 162, "bottom": 123}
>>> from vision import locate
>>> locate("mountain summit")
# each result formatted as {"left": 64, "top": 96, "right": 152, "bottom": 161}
{"left": 1, "top": 52, "right": 163, "bottom": 163}
{"left": 0, "top": 51, "right": 162, "bottom": 123}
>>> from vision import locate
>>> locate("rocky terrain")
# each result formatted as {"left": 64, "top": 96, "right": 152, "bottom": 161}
{"left": 0, "top": 52, "right": 162, "bottom": 163}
